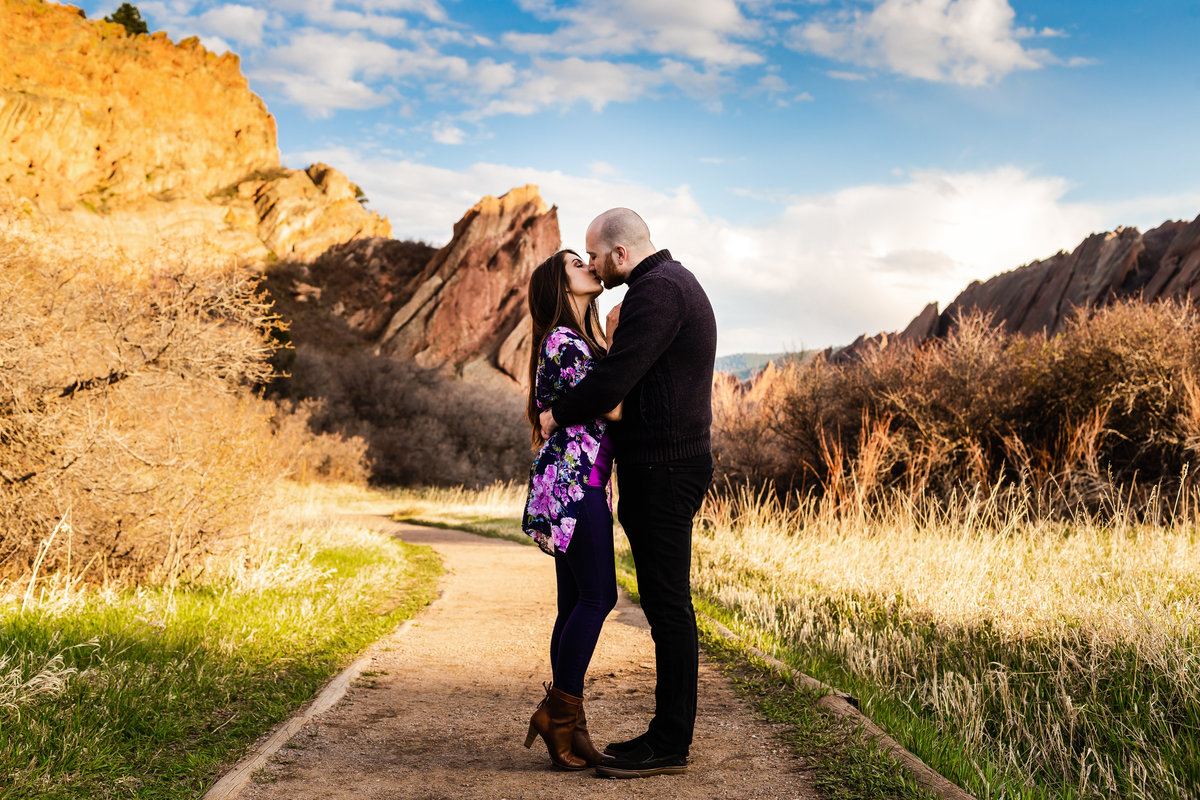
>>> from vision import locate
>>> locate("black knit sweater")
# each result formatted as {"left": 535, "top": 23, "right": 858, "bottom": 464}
{"left": 551, "top": 249, "right": 717, "bottom": 465}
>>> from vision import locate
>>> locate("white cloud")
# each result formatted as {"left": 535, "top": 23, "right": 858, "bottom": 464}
{"left": 195, "top": 4, "right": 269, "bottom": 45}
{"left": 791, "top": 0, "right": 1062, "bottom": 86}
{"left": 285, "top": 148, "right": 1159, "bottom": 353}
{"left": 504, "top": 0, "right": 764, "bottom": 68}
{"left": 758, "top": 73, "right": 788, "bottom": 93}
{"left": 252, "top": 30, "right": 407, "bottom": 115}
{"left": 826, "top": 69, "right": 868, "bottom": 81}
{"left": 138, "top": 1, "right": 269, "bottom": 46}
{"left": 252, "top": 30, "right": 513, "bottom": 116}
{"left": 270, "top": 0, "right": 447, "bottom": 28}
{"left": 468, "top": 58, "right": 663, "bottom": 117}
{"left": 431, "top": 123, "right": 466, "bottom": 144}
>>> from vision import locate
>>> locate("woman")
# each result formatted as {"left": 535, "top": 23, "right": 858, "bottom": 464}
{"left": 522, "top": 248, "right": 621, "bottom": 770}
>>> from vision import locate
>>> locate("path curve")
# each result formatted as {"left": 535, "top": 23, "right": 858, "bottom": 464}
{"left": 238, "top": 517, "right": 817, "bottom": 800}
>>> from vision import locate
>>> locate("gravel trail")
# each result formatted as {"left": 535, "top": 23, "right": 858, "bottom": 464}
{"left": 238, "top": 517, "right": 818, "bottom": 800}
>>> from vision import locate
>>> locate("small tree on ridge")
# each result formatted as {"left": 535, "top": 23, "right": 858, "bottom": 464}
{"left": 105, "top": 3, "right": 149, "bottom": 36}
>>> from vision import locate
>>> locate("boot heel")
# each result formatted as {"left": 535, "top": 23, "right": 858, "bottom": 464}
{"left": 524, "top": 723, "right": 538, "bottom": 748}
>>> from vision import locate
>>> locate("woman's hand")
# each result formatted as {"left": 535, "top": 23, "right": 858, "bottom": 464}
{"left": 601, "top": 402, "right": 623, "bottom": 422}
{"left": 605, "top": 302, "right": 622, "bottom": 347}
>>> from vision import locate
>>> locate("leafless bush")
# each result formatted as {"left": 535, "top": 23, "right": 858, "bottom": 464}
{"left": 281, "top": 346, "right": 529, "bottom": 488}
{"left": 267, "top": 399, "right": 370, "bottom": 484}
{"left": 0, "top": 242, "right": 282, "bottom": 581}
{"left": 715, "top": 301, "right": 1200, "bottom": 518}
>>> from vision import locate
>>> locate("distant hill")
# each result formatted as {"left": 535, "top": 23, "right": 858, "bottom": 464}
{"left": 715, "top": 351, "right": 816, "bottom": 380}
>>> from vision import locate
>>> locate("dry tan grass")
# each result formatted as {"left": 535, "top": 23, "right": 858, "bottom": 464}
{"left": 694, "top": 485, "right": 1199, "bottom": 798}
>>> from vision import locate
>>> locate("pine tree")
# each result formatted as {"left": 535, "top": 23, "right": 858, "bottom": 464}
{"left": 105, "top": 3, "right": 149, "bottom": 36}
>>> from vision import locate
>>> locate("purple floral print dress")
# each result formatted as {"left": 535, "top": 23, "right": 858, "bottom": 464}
{"left": 523, "top": 326, "right": 611, "bottom": 555}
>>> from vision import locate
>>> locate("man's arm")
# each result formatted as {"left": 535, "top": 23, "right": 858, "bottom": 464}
{"left": 550, "top": 276, "right": 683, "bottom": 428}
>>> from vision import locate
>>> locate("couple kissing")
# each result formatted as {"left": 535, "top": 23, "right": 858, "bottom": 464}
{"left": 521, "top": 207, "right": 717, "bottom": 779}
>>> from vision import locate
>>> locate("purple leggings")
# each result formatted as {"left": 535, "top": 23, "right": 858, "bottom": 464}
{"left": 550, "top": 486, "right": 618, "bottom": 697}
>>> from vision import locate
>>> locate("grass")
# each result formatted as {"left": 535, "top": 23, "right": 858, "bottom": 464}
{"left": 695, "top": 486, "right": 1200, "bottom": 800}
{"left": 696, "top": 612, "right": 939, "bottom": 800}
{"left": 0, "top": 484, "right": 442, "bottom": 800}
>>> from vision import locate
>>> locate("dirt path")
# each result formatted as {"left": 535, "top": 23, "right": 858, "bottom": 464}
{"left": 238, "top": 517, "right": 818, "bottom": 800}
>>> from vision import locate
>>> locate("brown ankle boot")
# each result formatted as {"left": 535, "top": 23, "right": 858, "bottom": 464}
{"left": 524, "top": 685, "right": 587, "bottom": 770}
{"left": 572, "top": 699, "right": 614, "bottom": 766}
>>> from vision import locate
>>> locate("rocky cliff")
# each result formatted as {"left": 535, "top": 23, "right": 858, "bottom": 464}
{"left": 0, "top": 0, "right": 388, "bottom": 264}
{"left": 834, "top": 212, "right": 1200, "bottom": 361}
{"left": 269, "top": 185, "right": 560, "bottom": 388}
{"left": 377, "top": 185, "right": 558, "bottom": 384}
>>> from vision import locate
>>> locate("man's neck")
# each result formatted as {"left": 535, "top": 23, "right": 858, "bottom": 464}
{"left": 626, "top": 245, "right": 657, "bottom": 268}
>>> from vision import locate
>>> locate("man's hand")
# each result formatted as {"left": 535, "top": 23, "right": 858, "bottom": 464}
{"left": 539, "top": 407, "right": 558, "bottom": 440}
{"left": 605, "top": 301, "right": 623, "bottom": 346}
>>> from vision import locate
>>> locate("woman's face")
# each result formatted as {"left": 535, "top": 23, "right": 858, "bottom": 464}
{"left": 564, "top": 252, "right": 603, "bottom": 299}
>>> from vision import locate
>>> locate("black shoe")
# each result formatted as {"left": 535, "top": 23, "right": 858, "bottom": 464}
{"left": 602, "top": 731, "right": 649, "bottom": 757}
{"left": 594, "top": 740, "right": 688, "bottom": 778}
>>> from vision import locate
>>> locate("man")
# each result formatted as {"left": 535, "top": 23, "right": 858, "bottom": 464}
{"left": 539, "top": 208, "right": 716, "bottom": 778}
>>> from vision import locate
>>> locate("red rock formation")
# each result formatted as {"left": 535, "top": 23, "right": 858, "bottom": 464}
{"left": 377, "top": 185, "right": 559, "bottom": 385}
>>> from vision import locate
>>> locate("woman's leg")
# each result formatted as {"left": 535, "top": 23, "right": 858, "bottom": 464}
{"left": 550, "top": 549, "right": 578, "bottom": 675}
{"left": 551, "top": 487, "right": 618, "bottom": 697}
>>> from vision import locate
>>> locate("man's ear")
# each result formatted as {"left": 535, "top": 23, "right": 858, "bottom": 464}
{"left": 615, "top": 245, "right": 627, "bottom": 266}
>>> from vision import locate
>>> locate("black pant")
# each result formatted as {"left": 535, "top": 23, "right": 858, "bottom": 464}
{"left": 616, "top": 453, "right": 712, "bottom": 756}
{"left": 550, "top": 487, "right": 618, "bottom": 697}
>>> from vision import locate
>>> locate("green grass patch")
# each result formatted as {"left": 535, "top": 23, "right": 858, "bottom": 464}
{"left": 707, "top": 590, "right": 1199, "bottom": 800}
{"left": 0, "top": 527, "right": 441, "bottom": 800}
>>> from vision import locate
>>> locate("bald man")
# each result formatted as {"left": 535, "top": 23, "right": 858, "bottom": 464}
{"left": 540, "top": 208, "right": 717, "bottom": 778}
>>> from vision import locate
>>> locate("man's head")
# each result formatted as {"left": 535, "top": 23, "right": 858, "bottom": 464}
{"left": 585, "top": 208, "right": 655, "bottom": 289}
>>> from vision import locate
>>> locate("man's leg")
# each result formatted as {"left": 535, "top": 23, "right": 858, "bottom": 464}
{"left": 612, "top": 456, "right": 712, "bottom": 759}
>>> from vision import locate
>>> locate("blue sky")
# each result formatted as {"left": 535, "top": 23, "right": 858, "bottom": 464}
{"left": 84, "top": 0, "right": 1200, "bottom": 354}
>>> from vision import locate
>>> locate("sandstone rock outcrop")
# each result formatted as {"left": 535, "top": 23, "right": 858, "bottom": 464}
{"left": 834, "top": 213, "right": 1200, "bottom": 362}
{"left": 0, "top": 0, "right": 388, "bottom": 265}
{"left": 251, "top": 164, "right": 390, "bottom": 262}
{"left": 377, "top": 185, "right": 560, "bottom": 385}
{"left": 1, "top": 0, "right": 275, "bottom": 210}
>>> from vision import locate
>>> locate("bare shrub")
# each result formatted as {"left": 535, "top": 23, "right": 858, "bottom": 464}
{"left": 282, "top": 346, "right": 529, "bottom": 488}
{"left": 0, "top": 242, "right": 282, "bottom": 581}
{"left": 715, "top": 301, "right": 1200, "bottom": 517}
{"left": 267, "top": 399, "right": 370, "bottom": 485}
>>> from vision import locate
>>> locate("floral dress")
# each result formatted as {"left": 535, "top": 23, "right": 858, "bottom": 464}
{"left": 523, "top": 326, "right": 610, "bottom": 555}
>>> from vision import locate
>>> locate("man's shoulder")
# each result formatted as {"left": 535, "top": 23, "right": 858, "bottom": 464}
{"left": 631, "top": 258, "right": 708, "bottom": 305}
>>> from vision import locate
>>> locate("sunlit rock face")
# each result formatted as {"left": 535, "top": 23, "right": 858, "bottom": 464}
{"left": 0, "top": 0, "right": 388, "bottom": 265}
{"left": 0, "top": 0, "right": 276, "bottom": 209}
{"left": 832, "top": 214, "right": 1200, "bottom": 362}
{"left": 377, "top": 185, "right": 561, "bottom": 387}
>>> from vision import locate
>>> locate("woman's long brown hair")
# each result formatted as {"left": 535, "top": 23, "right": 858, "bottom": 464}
{"left": 526, "top": 249, "right": 607, "bottom": 448}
